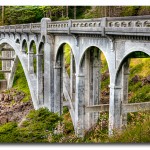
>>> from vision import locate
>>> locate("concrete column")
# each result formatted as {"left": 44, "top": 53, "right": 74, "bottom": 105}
{"left": 6, "top": 51, "right": 11, "bottom": 70}
{"left": 54, "top": 65, "right": 62, "bottom": 114}
{"left": 36, "top": 53, "right": 44, "bottom": 107}
{"left": 75, "top": 73, "right": 85, "bottom": 137}
{"left": 109, "top": 60, "right": 129, "bottom": 135}
{"left": 41, "top": 18, "right": 54, "bottom": 111}
{"left": 70, "top": 51, "right": 76, "bottom": 103}
{"left": 54, "top": 50, "right": 63, "bottom": 115}
{"left": 92, "top": 48, "right": 101, "bottom": 124}
{"left": 28, "top": 51, "right": 34, "bottom": 74}
{"left": 84, "top": 50, "right": 90, "bottom": 129}
{"left": 84, "top": 48, "right": 101, "bottom": 129}
{"left": 2, "top": 51, "right": 6, "bottom": 71}
{"left": 109, "top": 84, "right": 122, "bottom": 135}
{"left": 121, "top": 59, "right": 130, "bottom": 127}
{"left": 7, "top": 56, "right": 19, "bottom": 89}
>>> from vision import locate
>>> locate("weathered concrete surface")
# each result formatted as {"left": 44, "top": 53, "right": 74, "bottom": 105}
{"left": 0, "top": 15, "right": 150, "bottom": 137}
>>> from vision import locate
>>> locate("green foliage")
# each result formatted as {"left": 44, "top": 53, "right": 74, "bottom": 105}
{"left": 128, "top": 58, "right": 150, "bottom": 103}
{"left": 13, "top": 60, "right": 30, "bottom": 102}
{"left": 18, "top": 108, "right": 62, "bottom": 143}
{"left": 129, "top": 84, "right": 150, "bottom": 103}
{"left": 0, "top": 122, "right": 19, "bottom": 143}
{"left": 4, "top": 6, "right": 44, "bottom": 25}
{"left": 64, "top": 44, "right": 71, "bottom": 76}
{"left": 109, "top": 114, "right": 150, "bottom": 143}
{"left": 121, "top": 6, "right": 140, "bottom": 16}
{"left": 0, "top": 108, "right": 62, "bottom": 143}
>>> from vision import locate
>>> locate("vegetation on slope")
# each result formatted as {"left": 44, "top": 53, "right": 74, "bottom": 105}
{"left": 13, "top": 60, "right": 31, "bottom": 102}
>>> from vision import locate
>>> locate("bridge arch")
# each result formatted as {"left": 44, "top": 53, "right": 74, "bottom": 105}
{"left": 0, "top": 38, "right": 38, "bottom": 109}
{"left": 113, "top": 48, "right": 150, "bottom": 130}
{"left": 116, "top": 46, "right": 150, "bottom": 74}
{"left": 77, "top": 45, "right": 110, "bottom": 130}
{"left": 22, "top": 39, "right": 28, "bottom": 54}
{"left": 54, "top": 42, "right": 76, "bottom": 122}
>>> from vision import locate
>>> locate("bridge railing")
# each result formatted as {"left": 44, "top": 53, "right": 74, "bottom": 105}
{"left": 107, "top": 15, "right": 150, "bottom": 27}
{"left": 1, "top": 15, "right": 150, "bottom": 34}
{"left": 0, "top": 23, "right": 41, "bottom": 33}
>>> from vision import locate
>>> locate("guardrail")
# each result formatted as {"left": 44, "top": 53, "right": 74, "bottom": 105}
{"left": 1, "top": 15, "right": 150, "bottom": 35}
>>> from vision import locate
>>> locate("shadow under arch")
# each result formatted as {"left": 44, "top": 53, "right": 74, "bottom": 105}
{"left": 0, "top": 38, "right": 38, "bottom": 109}
{"left": 79, "top": 45, "right": 110, "bottom": 73}
{"left": 22, "top": 39, "right": 28, "bottom": 54}
{"left": 78, "top": 45, "right": 110, "bottom": 130}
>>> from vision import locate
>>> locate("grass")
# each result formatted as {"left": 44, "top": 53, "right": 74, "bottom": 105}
{"left": 0, "top": 108, "right": 62, "bottom": 143}
{"left": 128, "top": 58, "right": 150, "bottom": 103}
{"left": 64, "top": 44, "right": 71, "bottom": 76}
{"left": 12, "top": 60, "right": 31, "bottom": 102}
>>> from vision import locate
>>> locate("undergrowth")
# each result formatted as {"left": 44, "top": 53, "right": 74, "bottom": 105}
{"left": 13, "top": 60, "right": 31, "bottom": 102}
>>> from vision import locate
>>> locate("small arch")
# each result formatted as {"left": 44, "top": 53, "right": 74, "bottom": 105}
{"left": 15, "top": 39, "right": 20, "bottom": 44}
{"left": 22, "top": 39, "right": 28, "bottom": 54}
{"left": 29, "top": 40, "right": 37, "bottom": 75}
{"left": 93, "top": 22, "right": 96, "bottom": 27}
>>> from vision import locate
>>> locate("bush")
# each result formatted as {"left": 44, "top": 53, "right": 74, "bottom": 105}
{"left": 0, "top": 122, "right": 19, "bottom": 143}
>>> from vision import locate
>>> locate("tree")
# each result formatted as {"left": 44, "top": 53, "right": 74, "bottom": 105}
{"left": 2, "top": 6, "right": 4, "bottom": 25}
{"left": 74, "top": 6, "right": 76, "bottom": 19}
{"left": 66, "top": 6, "right": 68, "bottom": 18}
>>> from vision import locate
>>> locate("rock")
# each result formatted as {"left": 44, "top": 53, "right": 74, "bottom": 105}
{"left": 4, "top": 94, "right": 9, "bottom": 102}
{"left": 132, "top": 75, "right": 139, "bottom": 83}
{"left": 146, "top": 75, "right": 150, "bottom": 82}
{"left": 0, "top": 94, "right": 4, "bottom": 101}
{"left": 0, "top": 116, "right": 8, "bottom": 124}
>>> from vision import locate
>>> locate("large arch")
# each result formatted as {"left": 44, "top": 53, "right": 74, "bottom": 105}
{"left": 54, "top": 42, "right": 76, "bottom": 126}
{"left": 77, "top": 45, "right": 110, "bottom": 133}
{"left": 0, "top": 38, "right": 38, "bottom": 109}
{"left": 113, "top": 49, "right": 150, "bottom": 131}
{"left": 116, "top": 46, "right": 150, "bottom": 76}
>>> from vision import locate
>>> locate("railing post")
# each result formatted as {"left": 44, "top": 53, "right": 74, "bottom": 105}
{"left": 101, "top": 17, "right": 107, "bottom": 36}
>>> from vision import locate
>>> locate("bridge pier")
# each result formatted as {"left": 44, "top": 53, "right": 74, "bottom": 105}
{"left": 28, "top": 51, "right": 34, "bottom": 74}
{"left": 54, "top": 50, "right": 63, "bottom": 115}
{"left": 109, "top": 58, "right": 130, "bottom": 135}
{"left": 70, "top": 51, "right": 76, "bottom": 103}
{"left": 37, "top": 53, "right": 44, "bottom": 107}
{"left": 75, "top": 72, "right": 85, "bottom": 137}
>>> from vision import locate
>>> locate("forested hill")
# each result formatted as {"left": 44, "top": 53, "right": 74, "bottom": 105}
{"left": 1, "top": 6, "right": 150, "bottom": 25}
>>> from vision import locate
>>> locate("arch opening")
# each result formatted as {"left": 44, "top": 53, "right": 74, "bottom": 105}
{"left": 79, "top": 46, "right": 110, "bottom": 131}
{"left": 0, "top": 43, "right": 32, "bottom": 103}
{"left": 22, "top": 40, "right": 28, "bottom": 54}
{"left": 54, "top": 42, "right": 76, "bottom": 124}
{"left": 115, "top": 50, "right": 150, "bottom": 128}
{"left": 37, "top": 42, "right": 44, "bottom": 105}
{"left": 29, "top": 41, "right": 37, "bottom": 75}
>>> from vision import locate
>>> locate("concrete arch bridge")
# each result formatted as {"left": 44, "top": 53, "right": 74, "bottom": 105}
{"left": 0, "top": 16, "right": 150, "bottom": 137}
